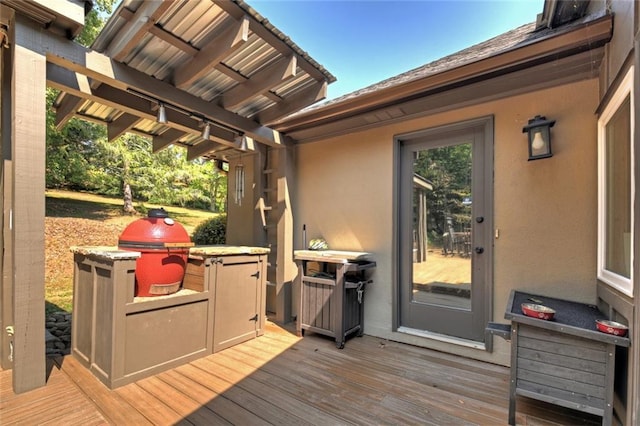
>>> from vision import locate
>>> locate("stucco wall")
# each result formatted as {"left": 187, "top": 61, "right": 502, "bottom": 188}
{"left": 293, "top": 78, "right": 599, "bottom": 365}
{"left": 226, "top": 154, "right": 258, "bottom": 246}
{"left": 601, "top": 0, "right": 635, "bottom": 93}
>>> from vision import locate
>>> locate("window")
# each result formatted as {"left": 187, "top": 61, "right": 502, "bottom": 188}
{"left": 598, "top": 67, "right": 634, "bottom": 297}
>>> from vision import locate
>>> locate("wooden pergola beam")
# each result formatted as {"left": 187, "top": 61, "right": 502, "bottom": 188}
{"left": 142, "top": 21, "right": 248, "bottom": 84}
{"left": 106, "top": 1, "right": 175, "bottom": 62}
{"left": 187, "top": 140, "right": 230, "bottom": 161}
{"left": 33, "top": 24, "right": 290, "bottom": 147}
{"left": 152, "top": 128, "right": 186, "bottom": 153}
{"left": 107, "top": 112, "right": 143, "bottom": 142}
{"left": 173, "top": 15, "right": 249, "bottom": 89}
{"left": 46, "top": 63, "right": 237, "bottom": 146}
{"left": 222, "top": 55, "right": 297, "bottom": 110}
{"left": 214, "top": 0, "right": 330, "bottom": 83}
{"left": 54, "top": 93, "right": 83, "bottom": 129}
{"left": 257, "top": 80, "right": 328, "bottom": 125}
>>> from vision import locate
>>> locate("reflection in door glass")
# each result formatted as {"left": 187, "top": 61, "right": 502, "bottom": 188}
{"left": 411, "top": 143, "right": 472, "bottom": 310}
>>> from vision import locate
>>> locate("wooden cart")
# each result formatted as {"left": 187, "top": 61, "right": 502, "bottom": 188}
{"left": 295, "top": 250, "right": 375, "bottom": 349}
{"left": 502, "top": 291, "right": 630, "bottom": 425}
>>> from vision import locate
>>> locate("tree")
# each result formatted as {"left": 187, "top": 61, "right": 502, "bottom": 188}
{"left": 45, "top": 0, "right": 228, "bottom": 213}
{"left": 45, "top": 90, "right": 106, "bottom": 189}
{"left": 413, "top": 144, "right": 472, "bottom": 245}
{"left": 75, "top": 0, "right": 116, "bottom": 48}
{"left": 45, "top": 0, "right": 113, "bottom": 189}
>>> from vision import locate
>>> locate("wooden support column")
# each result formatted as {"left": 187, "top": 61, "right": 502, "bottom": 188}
{"left": 10, "top": 17, "right": 46, "bottom": 392}
{"left": 0, "top": 6, "right": 14, "bottom": 372}
{"left": 274, "top": 146, "right": 296, "bottom": 323}
{"left": 631, "top": 30, "right": 640, "bottom": 426}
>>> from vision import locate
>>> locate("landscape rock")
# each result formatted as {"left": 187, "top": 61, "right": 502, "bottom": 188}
{"left": 45, "top": 311, "right": 72, "bottom": 357}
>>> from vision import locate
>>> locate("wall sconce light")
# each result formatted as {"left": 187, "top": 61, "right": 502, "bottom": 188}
{"left": 156, "top": 103, "right": 167, "bottom": 124}
{"left": 201, "top": 121, "right": 211, "bottom": 140}
{"left": 522, "top": 115, "right": 555, "bottom": 160}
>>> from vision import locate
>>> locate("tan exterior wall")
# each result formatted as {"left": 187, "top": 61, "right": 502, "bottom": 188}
{"left": 601, "top": 0, "right": 635, "bottom": 92}
{"left": 226, "top": 154, "right": 258, "bottom": 246}
{"left": 293, "top": 78, "right": 599, "bottom": 365}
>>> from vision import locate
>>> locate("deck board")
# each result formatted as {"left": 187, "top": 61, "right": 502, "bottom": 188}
{"left": 233, "top": 333, "right": 506, "bottom": 425}
{"left": 0, "top": 359, "right": 108, "bottom": 425}
{"left": 0, "top": 320, "right": 602, "bottom": 425}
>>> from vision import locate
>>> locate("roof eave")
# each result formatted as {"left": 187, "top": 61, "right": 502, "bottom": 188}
{"left": 274, "top": 13, "right": 613, "bottom": 134}
{"left": 0, "top": 0, "right": 91, "bottom": 39}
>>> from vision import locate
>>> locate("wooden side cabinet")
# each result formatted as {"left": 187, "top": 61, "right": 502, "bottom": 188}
{"left": 504, "top": 291, "right": 630, "bottom": 426}
{"left": 294, "top": 250, "right": 375, "bottom": 349}
{"left": 206, "top": 254, "right": 267, "bottom": 353}
{"left": 177, "top": 252, "right": 268, "bottom": 353}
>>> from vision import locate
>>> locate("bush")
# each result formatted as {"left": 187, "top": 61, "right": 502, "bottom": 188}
{"left": 191, "top": 215, "right": 226, "bottom": 245}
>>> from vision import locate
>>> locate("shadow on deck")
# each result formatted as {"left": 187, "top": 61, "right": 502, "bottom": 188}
{"left": 1, "top": 320, "right": 601, "bottom": 425}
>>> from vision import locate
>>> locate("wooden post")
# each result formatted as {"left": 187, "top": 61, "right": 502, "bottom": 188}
{"left": 0, "top": 12, "right": 14, "bottom": 370}
{"left": 10, "top": 16, "right": 47, "bottom": 392}
{"left": 631, "top": 30, "right": 640, "bottom": 426}
{"left": 274, "top": 146, "right": 295, "bottom": 323}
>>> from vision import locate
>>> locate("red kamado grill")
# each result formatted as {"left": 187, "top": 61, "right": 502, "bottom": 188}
{"left": 118, "top": 208, "right": 194, "bottom": 297}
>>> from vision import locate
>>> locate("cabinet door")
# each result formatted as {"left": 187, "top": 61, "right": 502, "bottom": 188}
{"left": 212, "top": 256, "right": 261, "bottom": 352}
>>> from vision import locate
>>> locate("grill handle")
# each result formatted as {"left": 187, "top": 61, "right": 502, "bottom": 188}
{"left": 164, "top": 242, "right": 195, "bottom": 248}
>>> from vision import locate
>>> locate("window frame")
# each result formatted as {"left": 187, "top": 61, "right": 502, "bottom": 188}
{"left": 597, "top": 66, "right": 635, "bottom": 297}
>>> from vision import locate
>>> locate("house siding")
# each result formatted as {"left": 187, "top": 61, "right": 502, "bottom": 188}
{"left": 293, "top": 78, "right": 599, "bottom": 366}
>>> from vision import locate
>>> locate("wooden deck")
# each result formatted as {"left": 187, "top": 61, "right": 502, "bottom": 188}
{"left": 1, "top": 321, "right": 601, "bottom": 425}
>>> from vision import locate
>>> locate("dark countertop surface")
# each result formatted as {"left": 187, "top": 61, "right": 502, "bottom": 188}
{"left": 505, "top": 290, "right": 630, "bottom": 347}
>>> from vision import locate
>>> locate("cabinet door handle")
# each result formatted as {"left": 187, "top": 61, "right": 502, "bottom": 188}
{"left": 251, "top": 271, "right": 260, "bottom": 278}
{"left": 249, "top": 314, "right": 258, "bottom": 322}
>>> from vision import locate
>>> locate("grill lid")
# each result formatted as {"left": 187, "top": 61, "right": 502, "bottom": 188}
{"left": 118, "top": 208, "right": 192, "bottom": 248}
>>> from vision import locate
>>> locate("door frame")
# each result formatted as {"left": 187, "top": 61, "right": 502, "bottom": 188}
{"left": 392, "top": 115, "right": 494, "bottom": 350}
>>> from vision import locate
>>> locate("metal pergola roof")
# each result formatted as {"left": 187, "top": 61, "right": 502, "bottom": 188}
{"left": 50, "top": 0, "right": 335, "bottom": 160}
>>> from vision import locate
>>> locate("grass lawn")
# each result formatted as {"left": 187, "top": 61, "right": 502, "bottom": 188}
{"left": 45, "top": 190, "right": 220, "bottom": 314}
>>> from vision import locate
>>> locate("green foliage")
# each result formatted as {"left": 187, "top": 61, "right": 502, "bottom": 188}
{"left": 191, "top": 215, "right": 227, "bottom": 245}
{"left": 44, "top": 1, "right": 228, "bottom": 213}
{"left": 75, "top": 0, "right": 115, "bottom": 47}
{"left": 46, "top": 94, "right": 227, "bottom": 211}
{"left": 46, "top": 89, "right": 106, "bottom": 189}
{"left": 414, "top": 144, "right": 472, "bottom": 245}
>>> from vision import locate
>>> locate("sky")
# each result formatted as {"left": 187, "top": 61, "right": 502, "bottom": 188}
{"left": 250, "top": 0, "right": 545, "bottom": 100}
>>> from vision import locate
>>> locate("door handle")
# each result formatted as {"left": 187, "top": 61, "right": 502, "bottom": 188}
{"left": 475, "top": 247, "right": 484, "bottom": 254}
{"left": 249, "top": 314, "right": 258, "bottom": 322}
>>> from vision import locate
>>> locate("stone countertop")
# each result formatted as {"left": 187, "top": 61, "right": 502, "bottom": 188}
{"left": 70, "top": 246, "right": 141, "bottom": 260}
{"left": 294, "top": 250, "right": 372, "bottom": 263}
{"left": 189, "top": 245, "right": 270, "bottom": 256}
{"left": 71, "top": 245, "right": 270, "bottom": 260}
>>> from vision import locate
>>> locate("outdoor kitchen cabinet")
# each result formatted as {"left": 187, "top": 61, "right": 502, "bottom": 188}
{"left": 187, "top": 247, "right": 268, "bottom": 353}
{"left": 295, "top": 250, "right": 375, "bottom": 349}
{"left": 71, "top": 246, "right": 268, "bottom": 389}
{"left": 71, "top": 247, "right": 212, "bottom": 389}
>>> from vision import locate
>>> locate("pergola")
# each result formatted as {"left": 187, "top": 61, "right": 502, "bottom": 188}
{"left": 0, "top": 0, "right": 334, "bottom": 393}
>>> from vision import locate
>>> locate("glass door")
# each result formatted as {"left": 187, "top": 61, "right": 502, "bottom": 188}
{"left": 398, "top": 119, "right": 492, "bottom": 343}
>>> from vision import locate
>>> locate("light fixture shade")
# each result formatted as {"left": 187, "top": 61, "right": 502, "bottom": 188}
{"left": 235, "top": 135, "right": 248, "bottom": 151}
{"left": 156, "top": 103, "right": 167, "bottom": 124}
{"left": 522, "top": 115, "right": 555, "bottom": 160}
{"left": 201, "top": 122, "right": 211, "bottom": 140}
